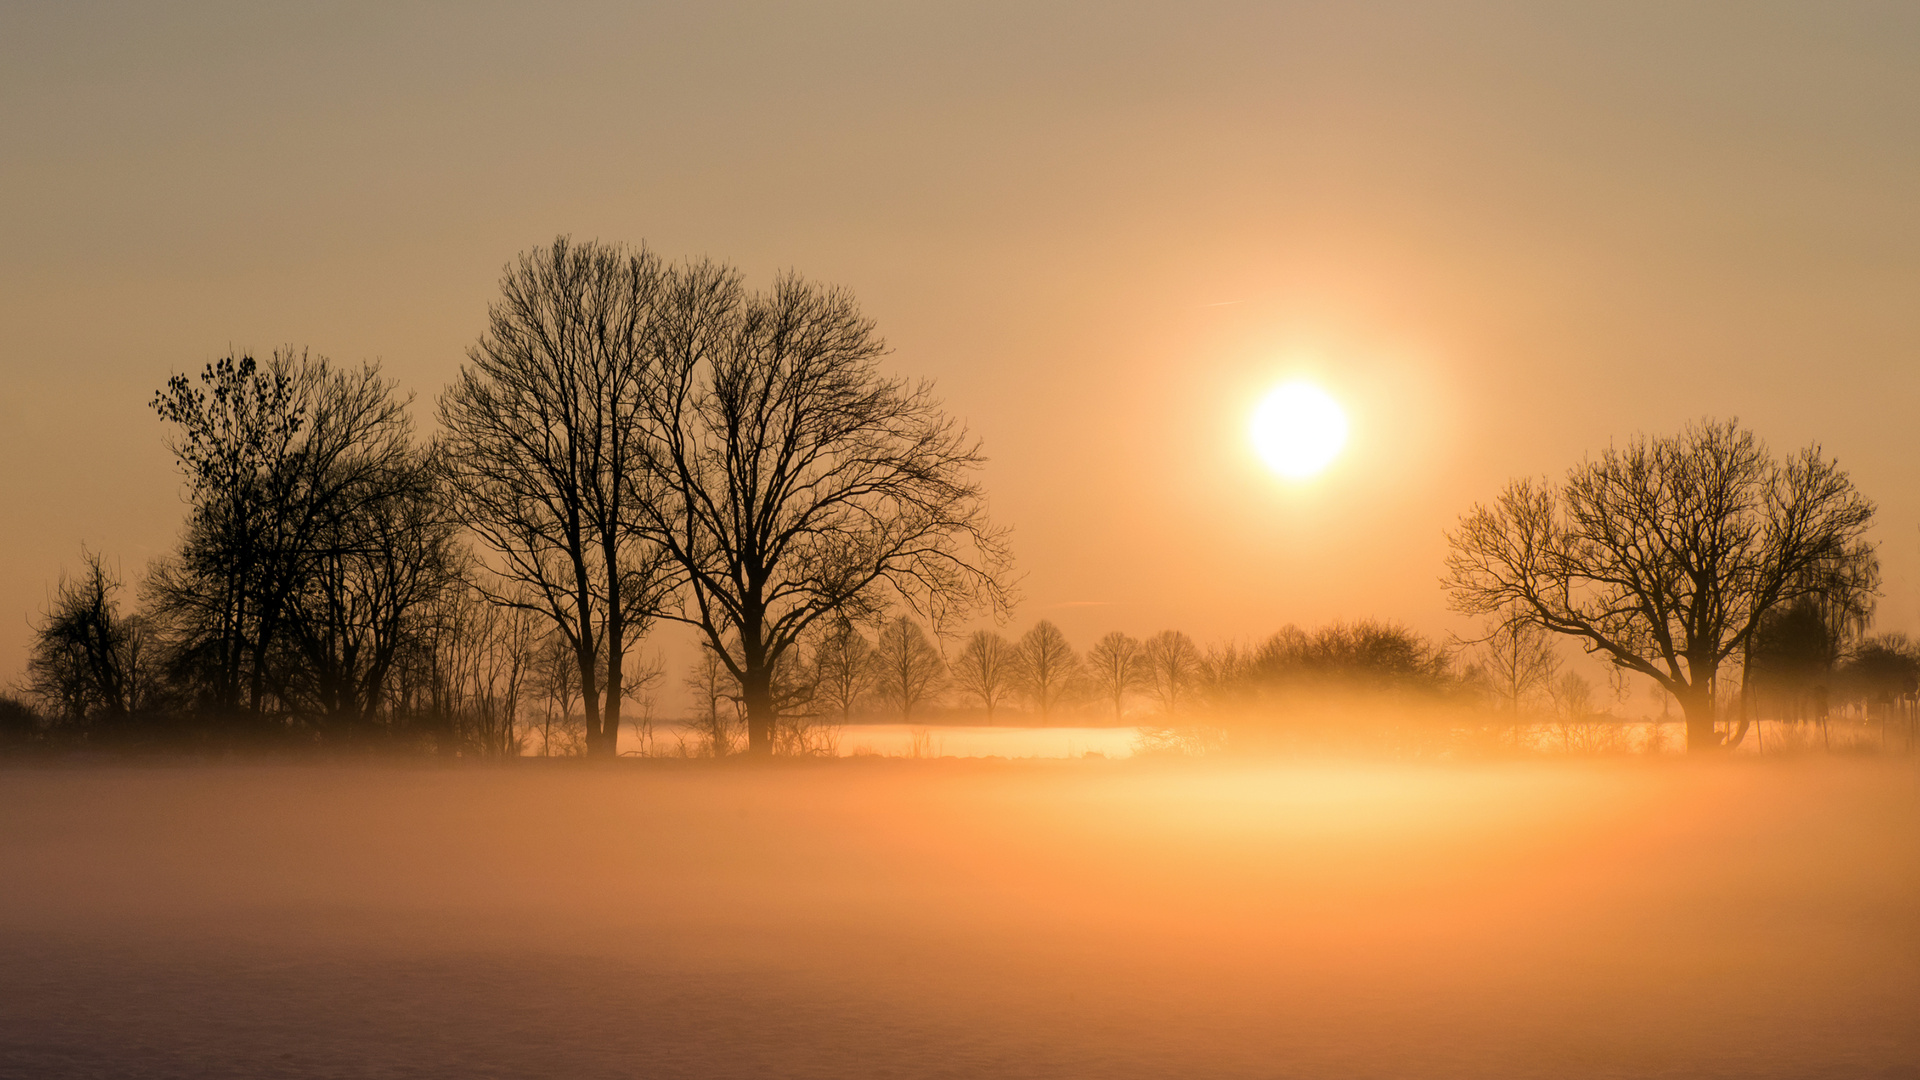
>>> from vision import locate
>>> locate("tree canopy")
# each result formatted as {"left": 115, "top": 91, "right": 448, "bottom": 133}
{"left": 1444, "top": 419, "right": 1877, "bottom": 752}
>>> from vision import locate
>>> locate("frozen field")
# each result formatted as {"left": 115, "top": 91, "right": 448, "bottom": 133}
{"left": 2, "top": 758, "right": 1916, "bottom": 1078}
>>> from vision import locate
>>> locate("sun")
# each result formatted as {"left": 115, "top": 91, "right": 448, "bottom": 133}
{"left": 1250, "top": 381, "right": 1348, "bottom": 478}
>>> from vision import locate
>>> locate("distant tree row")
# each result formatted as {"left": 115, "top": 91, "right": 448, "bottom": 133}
{"left": 680, "top": 615, "right": 1498, "bottom": 730}
{"left": 730, "top": 617, "right": 1208, "bottom": 727}
{"left": 5, "top": 243, "right": 1903, "bottom": 759}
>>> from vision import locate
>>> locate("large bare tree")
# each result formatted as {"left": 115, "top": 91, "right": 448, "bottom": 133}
{"left": 1445, "top": 419, "right": 1876, "bottom": 752}
{"left": 437, "top": 238, "right": 674, "bottom": 758}
{"left": 636, "top": 268, "right": 1012, "bottom": 754}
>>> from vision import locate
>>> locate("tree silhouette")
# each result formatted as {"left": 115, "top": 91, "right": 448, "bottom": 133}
{"left": 1745, "top": 596, "right": 1845, "bottom": 726}
{"left": 811, "top": 617, "right": 877, "bottom": 721}
{"left": 429, "top": 586, "right": 546, "bottom": 756}
{"left": 1243, "top": 620, "right": 1451, "bottom": 695}
{"left": 682, "top": 645, "right": 742, "bottom": 756}
{"left": 872, "top": 616, "right": 945, "bottom": 723}
{"left": 0, "top": 695, "right": 38, "bottom": 747}
{"left": 1445, "top": 419, "right": 1877, "bottom": 752}
{"left": 438, "top": 238, "right": 675, "bottom": 758}
{"left": 1479, "top": 615, "right": 1558, "bottom": 743}
{"left": 1143, "top": 630, "right": 1202, "bottom": 715}
{"left": 1836, "top": 634, "right": 1920, "bottom": 750}
{"left": 526, "top": 627, "right": 589, "bottom": 756}
{"left": 273, "top": 444, "right": 456, "bottom": 735}
{"left": 1015, "top": 620, "right": 1081, "bottom": 721}
{"left": 952, "top": 629, "right": 1016, "bottom": 720}
{"left": 150, "top": 349, "right": 423, "bottom": 731}
{"left": 634, "top": 267, "right": 1011, "bottom": 754}
{"left": 27, "top": 550, "right": 156, "bottom": 731}
{"left": 1085, "top": 631, "right": 1147, "bottom": 722}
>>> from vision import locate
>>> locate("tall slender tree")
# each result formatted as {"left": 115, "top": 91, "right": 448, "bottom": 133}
{"left": 438, "top": 238, "right": 674, "bottom": 758}
{"left": 1479, "top": 614, "right": 1559, "bottom": 744}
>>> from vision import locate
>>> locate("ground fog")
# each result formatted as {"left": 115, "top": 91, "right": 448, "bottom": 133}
{"left": 2, "top": 758, "right": 1916, "bottom": 1079}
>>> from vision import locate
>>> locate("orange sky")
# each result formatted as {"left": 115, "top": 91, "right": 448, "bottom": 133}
{"left": 3, "top": 2, "right": 1917, "bottom": 690}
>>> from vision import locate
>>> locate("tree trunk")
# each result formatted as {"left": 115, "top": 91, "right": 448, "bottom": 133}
{"left": 575, "top": 640, "right": 602, "bottom": 759}
{"left": 1680, "top": 683, "right": 1718, "bottom": 753}
{"left": 596, "top": 513, "right": 625, "bottom": 760}
{"left": 599, "top": 622, "right": 623, "bottom": 760}
{"left": 742, "top": 665, "right": 775, "bottom": 755}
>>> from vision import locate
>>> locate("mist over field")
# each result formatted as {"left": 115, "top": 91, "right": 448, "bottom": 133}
{"left": 3, "top": 758, "right": 1915, "bottom": 1079}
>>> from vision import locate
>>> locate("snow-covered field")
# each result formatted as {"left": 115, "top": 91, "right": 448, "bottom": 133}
{"left": 3, "top": 757, "right": 1915, "bottom": 1078}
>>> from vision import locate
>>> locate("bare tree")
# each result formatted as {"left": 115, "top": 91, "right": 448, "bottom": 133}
{"left": 769, "top": 641, "right": 834, "bottom": 757}
{"left": 872, "top": 615, "right": 946, "bottom": 723}
{"left": 635, "top": 267, "right": 1012, "bottom": 754}
{"left": 1549, "top": 670, "right": 1621, "bottom": 754}
{"left": 1479, "top": 615, "right": 1559, "bottom": 743}
{"left": 438, "top": 238, "right": 674, "bottom": 758}
{"left": 417, "top": 586, "right": 539, "bottom": 757}
{"left": 1143, "top": 630, "right": 1202, "bottom": 715}
{"left": 1552, "top": 671, "right": 1594, "bottom": 719}
{"left": 27, "top": 550, "right": 158, "bottom": 731}
{"left": 150, "top": 350, "right": 416, "bottom": 731}
{"left": 683, "top": 645, "right": 741, "bottom": 757}
{"left": 811, "top": 616, "right": 877, "bottom": 720}
{"left": 526, "top": 629, "right": 587, "bottom": 756}
{"left": 1015, "top": 620, "right": 1081, "bottom": 721}
{"left": 1445, "top": 419, "right": 1877, "bottom": 752}
{"left": 1085, "top": 631, "right": 1147, "bottom": 722}
{"left": 274, "top": 445, "right": 459, "bottom": 735}
{"left": 951, "top": 629, "right": 1016, "bottom": 720}
{"left": 617, "top": 652, "right": 666, "bottom": 756}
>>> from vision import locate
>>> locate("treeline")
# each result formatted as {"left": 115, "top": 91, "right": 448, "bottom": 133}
{"left": 693, "top": 616, "right": 1461, "bottom": 737}
{"left": 685, "top": 609, "right": 1919, "bottom": 756}
{"left": 9, "top": 358, "right": 566, "bottom": 756}
{"left": 1746, "top": 600, "right": 1920, "bottom": 736}
{"left": 9, "top": 570, "right": 1918, "bottom": 757}
{"left": 6, "top": 237, "right": 1010, "bottom": 757}
{"left": 7, "top": 239, "right": 1915, "bottom": 759}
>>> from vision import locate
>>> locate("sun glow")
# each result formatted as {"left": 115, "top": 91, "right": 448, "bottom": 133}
{"left": 1250, "top": 381, "right": 1348, "bottom": 478}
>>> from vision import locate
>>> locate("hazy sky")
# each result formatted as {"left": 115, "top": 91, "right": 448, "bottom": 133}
{"left": 4, "top": 1, "right": 1918, "bottom": 688}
